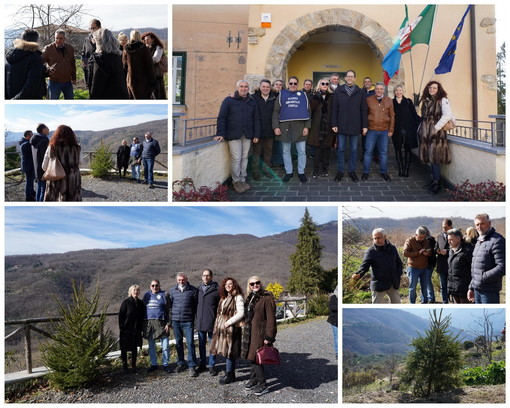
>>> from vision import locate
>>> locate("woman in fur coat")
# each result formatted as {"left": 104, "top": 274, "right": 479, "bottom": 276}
{"left": 119, "top": 285, "right": 146, "bottom": 373}
{"left": 42, "top": 125, "right": 82, "bottom": 201}
{"left": 241, "top": 276, "right": 276, "bottom": 396}
{"left": 418, "top": 80, "right": 453, "bottom": 194}
{"left": 122, "top": 30, "right": 156, "bottom": 99}
{"left": 210, "top": 277, "right": 244, "bottom": 384}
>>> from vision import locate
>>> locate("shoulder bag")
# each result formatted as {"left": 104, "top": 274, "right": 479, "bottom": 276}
{"left": 42, "top": 146, "right": 66, "bottom": 181}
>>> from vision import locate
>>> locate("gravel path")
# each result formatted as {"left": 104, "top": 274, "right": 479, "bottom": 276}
{"left": 19, "top": 317, "right": 338, "bottom": 404}
{"left": 5, "top": 173, "right": 168, "bottom": 202}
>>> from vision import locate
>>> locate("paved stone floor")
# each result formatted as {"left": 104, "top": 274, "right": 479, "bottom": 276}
{"left": 229, "top": 148, "right": 450, "bottom": 202}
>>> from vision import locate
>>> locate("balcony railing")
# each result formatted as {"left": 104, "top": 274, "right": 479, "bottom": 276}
{"left": 173, "top": 117, "right": 217, "bottom": 147}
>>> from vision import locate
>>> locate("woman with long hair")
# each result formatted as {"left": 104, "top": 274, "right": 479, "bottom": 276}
{"left": 392, "top": 84, "right": 420, "bottom": 177}
{"left": 122, "top": 30, "right": 156, "bottom": 99}
{"left": 210, "top": 277, "right": 244, "bottom": 384}
{"left": 90, "top": 28, "right": 129, "bottom": 99}
{"left": 42, "top": 124, "right": 81, "bottom": 201}
{"left": 141, "top": 31, "right": 166, "bottom": 99}
{"left": 309, "top": 78, "right": 334, "bottom": 178}
{"left": 118, "top": 285, "right": 146, "bottom": 373}
{"left": 241, "top": 276, "right": 276, "bottom": 396}
{"left": 418, "top": 80, "right": 453, "bottom": 194}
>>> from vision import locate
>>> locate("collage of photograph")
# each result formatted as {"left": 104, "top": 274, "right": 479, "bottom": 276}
{"left": 2, "top": 1, "right": 507, "bottom": 406}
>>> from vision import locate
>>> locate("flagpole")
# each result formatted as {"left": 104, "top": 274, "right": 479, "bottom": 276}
{"left": 418, "top": 5, "right": 439, "bottom": 96}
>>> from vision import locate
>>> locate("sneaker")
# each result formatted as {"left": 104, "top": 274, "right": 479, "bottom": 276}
{"left": 147, "top": 365, "right": 158, "bottom": 373}
{"left": 176, "top": 364, "right": 187, "bottom": 373}
{"left": 298, "top": 173, "right": 307, "bottom": 183}
{"left": 209, "top": 366, "right": 218, "bottom": 376}
{"left": 163, "top": 365, "right": 173, "bottom": 373}
{"left": 282, "top": 173, "right": 293, "bottom": 183}
{"left": 312, "top": 173, "right": 319, "bottom": 179}
{"left": 253, "top": 383, "right": 269, "bottom": 396}
{"left": 321, "top": 171, "right": 329, "bottom": 177}
{"left": 244, "top": 379, "right": 258, "bottom": 391}
{"left": 189, "top": 367, "right": 198, "bottom": 377}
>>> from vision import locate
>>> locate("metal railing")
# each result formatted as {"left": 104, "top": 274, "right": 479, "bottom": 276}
{"left": 173, "top": 117, "right": 217, "bottom": 147}
{"left": 448, "top": 117, "right": 505, "bottom": 147}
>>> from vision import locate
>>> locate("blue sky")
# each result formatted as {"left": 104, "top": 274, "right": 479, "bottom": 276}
{"left": 5, "top": 206, "right": 338, "bottom": 256}
{"left": 5, "top": 105, "right": 168, "bottom": 134}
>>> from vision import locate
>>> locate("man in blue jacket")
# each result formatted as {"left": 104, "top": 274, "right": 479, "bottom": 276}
{"left": 169, "top": 272, "right": 199, "bottom": 376}
{"left": 140, "top": 131, "right": 161, "bottom": 189}
{"left": 19, "top": 130, "right": 36, "bottom": 201}
{"left": 468, "top": 213, "right": 505, "bottom": 304}
{"left": 351, "top": 228, "right": 403, "bottom": 303}
{"left": 215, "top": 80, "right": 260, "bottom": 194}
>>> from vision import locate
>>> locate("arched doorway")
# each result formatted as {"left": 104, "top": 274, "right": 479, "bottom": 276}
{"left": 264, "top": 8, "right": 403, "bottom": 90}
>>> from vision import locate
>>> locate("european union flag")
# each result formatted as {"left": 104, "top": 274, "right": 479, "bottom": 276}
{"left": 435, "top": 5, "right": 472, "bottom": 74}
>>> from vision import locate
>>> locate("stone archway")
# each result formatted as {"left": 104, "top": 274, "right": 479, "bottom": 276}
{"left": 263, "top": 8, "right": 403, "bottom": 88}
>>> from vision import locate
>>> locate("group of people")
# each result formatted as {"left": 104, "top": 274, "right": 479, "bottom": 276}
{"left": 216, "top": 71, "right": 452, "bottom": 195}
{"left": 19, "top": 126, "right": 161, "bottom": 201}
{"left": 5, "top": 19, "right": 167, "bottom": 100}
{"left": 352, "top": 213, "right": 505, "bottom": 304}
{"left": 119, "top": 271, "right": 277, "bottom": 396}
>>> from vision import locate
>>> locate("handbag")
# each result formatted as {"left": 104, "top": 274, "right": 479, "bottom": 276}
{"left": 157, "top": 53, "right": 168, "bottom": 74}
{"left": 42, "top": 147, "right": 66, "bottom": 181}
{"left": 256, "top": 344, "right": 281, "bottom": 365}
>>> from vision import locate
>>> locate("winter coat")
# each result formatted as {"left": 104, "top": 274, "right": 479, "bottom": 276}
{"left": 41, "top": 42, "right": 76, "bottom": 83}
{"left": 469, "top": 227, "right": 505, "bottom": 293}
{"left": 426, "top": 236, "right": 437, "bottom": 270}
{"left": 327, "top": 294, "right": 338, "bottom": 327}
{"left": 217, "top": 91, "right": 261, "bottom": 141}
{"left": 43, "top": 144, "right": 82, "bottom": 202}
{"left": 252, "top": 89, "right": 277, "bottom": 139}
{"left": 122, "top": 41, "right": 156, "bottom": 99}
{"left": 272, "top": 94, "right": 311, "bottom": 143}
{"left": 447, "top": 244, "right": 472, "bottom": 297}
{"left": 435, "top": 232, "right": 450, "bottom": 275}
{"left": 331, "top": 84, "right": 368, "bottom": 135}
{"left": 418, "top": 97, "right": 452, "bottom": 165}
{"left": 119, "top": 296, "right": 146, "bottom": 351}
{"left": 29, "top": 133, "right": 49, "bottom": 180}
{"left": 90, "top": 53, "right": 129, "bottom": 99}
{"left": 5, "top": 39, "right": 46, "bottom": 99}
{"left": 140, "top": 138, "right": 161, "bottom": 159}
{"left": 195, "top": 282, "right": 220, "bottom": 332}
{"left": 356, "top": 240, "right": 403, "bottom": 291}
{"left": 392, "top": 97, "right": 420, "bottom": 149}
{"left": 210, "top": 294, "right": 244, "bottom": 359}
{"left": 116, "top": 144, "right": 131, "bottom": 170}
{"left": 81, "top": 33, "right": 96, "bottom": 90}
{"left": 19, "top": 138, "right": 35, "bottom": 175}
{"left": 168, "top": 283, "right": 198, "bottom": 322}
{"left": 366, "top": 95, "right": 395, "bottom": 132}
{"left": 309, "top": 91, "right": 335, "bottom": 147}
{"left": 404, "top": 236, "right": 432, "bottom": 269}
{"left": 241, "top": 290, "right": 276, "bottom": 362}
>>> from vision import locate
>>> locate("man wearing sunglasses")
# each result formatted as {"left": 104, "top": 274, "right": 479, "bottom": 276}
{"left": 272, "top": 76, "right": 311, "bottom": 183}
{"left": 143, "top": 279, "right": 172, "bottom": 373}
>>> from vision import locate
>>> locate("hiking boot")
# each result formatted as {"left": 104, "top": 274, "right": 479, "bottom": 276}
{"left": 244, "top": 378, "right": 258, "bottom": 391}
{"left": 298, "top": 173, "right": 307, "bottom": 183}
{"left": 282, "top": 173, "right": 293, "bottom": 183}
{"left": 253, "top": 383, "right": 269, "bottom": 396}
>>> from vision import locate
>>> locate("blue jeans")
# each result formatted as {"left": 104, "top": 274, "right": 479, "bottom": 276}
{"left": 198, "top": 331, "right": 216, "bottom": 367}
{"left": 363, "top": 130, "right": 389, "bottom": 174}
{"left": 48, "top": 80, "right": 74, "bottom": 99}
{"left": 226, "top": 358, "right": 236, "bottom": 373}
{"left": 336, "top": 134, "right": 358, "bottom": 172}
{"left": 420, "top": 268, "right": 435, "bottom": 303}
{"left": 173, "top": 321, "right": 197, "bottom": 367}
{"left": 408, "top": 267, "right": 430, "bottom": 304}
{"left": 331, "top": 324, "right": 338, "bottom": 355}
{"left": 431, "top": 163, "right": 441, "bottom": 182}
{"left": 474, "top": 290, "right": 500, "bottom": 304}
{"left": 439, "top": 273, "right": 449, "bottom": 303}
{"left": 131, "top": 163, "right": 140, "bottom": 180}
{"left": 36, "top": 180, "right": 46, "bottom": 202}
{"left": 143, "top": 158, "right": 155, "bottom": 184}
{"left": 24, "top": 172, "right": 35, "bottom": 200}
{"left": 282, "top": 141, "right": 306, "bottom": 174}
{"left": 148, "top": 333, "right": 169, "bottom": 367}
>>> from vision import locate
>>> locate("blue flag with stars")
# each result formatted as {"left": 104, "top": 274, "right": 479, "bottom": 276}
{"left": 435, "top": 5, "right": 472, "bottom": 74}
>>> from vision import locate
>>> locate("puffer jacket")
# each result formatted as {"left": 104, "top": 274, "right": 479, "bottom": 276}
{"left": 168, "top": 283, "right": 198, "bottom": 322}
{"left": 447, "top": 243, "right": 472, "bottom": 297}
{"left": 469, "top": 228, "right": 505, "bottom": 292}
{"left": 366, "top": 95, "right": 395, "bottom": 132}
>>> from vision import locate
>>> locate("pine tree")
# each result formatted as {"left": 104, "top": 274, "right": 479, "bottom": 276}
{"left": 400, "top": 309, "right": 464, "bottom": 397}
{"left": 91, "top": 140, "right": 113, "bottom": 178}
{"left": 287, "top": 208, "right": 324, "bottom": 296}
{"left": 41, "top": 281, "right": 117, "bottom": 389}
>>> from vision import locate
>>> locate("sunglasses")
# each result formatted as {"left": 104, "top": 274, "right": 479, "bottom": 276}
{"left": 288, "top": 82, "right": 298, "bottom": 85}
{"left": 321, "top": 82, "right": 329, "bottom": 85}
{"left": 249, "top": 281, "right": 261, "bottom": 287}
{"left": 151, "top": 284, "right": 159, "bottom": 287}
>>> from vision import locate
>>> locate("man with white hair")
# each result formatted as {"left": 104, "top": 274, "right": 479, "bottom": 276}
{"left": 352, "top": 228, "right": 403, "bottom": 303}
{"left": 468, "top": 214, "right": 505, "bottom": 303}
{"left": 215, "top": 79, "right": 261, "bottom": 193}
{"left": 403, "top": 226, "right": 433, "bottom": 304}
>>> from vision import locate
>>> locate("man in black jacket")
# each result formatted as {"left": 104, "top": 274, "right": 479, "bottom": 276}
{"left": 195, "top": 269, "right": 219, "bottom": 376}
{"left": 352, "top": 228, "right": 403, "bottom": 303}
{"left": 30, "top": 123, "right": 50, "bottom": 202}
{"left": 19, "top": 130, "right": 36, "bottom": 201}
{"left": 435, "top": 218, "right": 453, "bottom": 303}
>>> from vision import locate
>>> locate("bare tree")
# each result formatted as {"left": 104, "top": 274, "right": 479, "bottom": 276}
{"left": 384, "top": 353, "right": 400, "bottom": 383}
{"left": 469, "top": 309, "right": 503, "bottom": 365}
